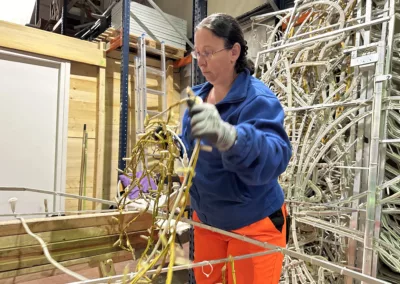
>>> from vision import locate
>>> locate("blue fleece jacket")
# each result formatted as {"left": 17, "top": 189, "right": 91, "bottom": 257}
{"left": 181, "top": 69, "right": 292, "bottom": 231}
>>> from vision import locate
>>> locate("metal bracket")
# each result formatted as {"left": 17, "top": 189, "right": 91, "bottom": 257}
{"left": 99, "top": 259, "right": 116, "bottom": 277}
{"left": 375, "top": 74, "right": 392, "bottom": 82}
{"left": 350, "top": 53, "right": 379, "bottom": 67}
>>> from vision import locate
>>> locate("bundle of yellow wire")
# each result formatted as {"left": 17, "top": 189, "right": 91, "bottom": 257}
{"left": 112, "top": 87, "right": 201, "bottom": 283}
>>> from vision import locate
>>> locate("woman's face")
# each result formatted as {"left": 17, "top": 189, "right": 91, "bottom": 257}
{"left": 194, "top": 28, "right": 240, "bottom": 85}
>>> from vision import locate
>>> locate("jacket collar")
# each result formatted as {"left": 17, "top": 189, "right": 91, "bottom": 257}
{"left": 193, "top": 69, "right": 250, "bottom": 105}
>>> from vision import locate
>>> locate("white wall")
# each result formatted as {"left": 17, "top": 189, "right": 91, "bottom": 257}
{"left": 208, "top": 0, "right": 266, "bottom": 17}
{"left": 0, "top": 0, "right": 36, "bottom": 25}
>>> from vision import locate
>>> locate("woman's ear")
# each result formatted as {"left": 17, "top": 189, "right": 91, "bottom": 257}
{"left": 231, "top": 43, "right": 241, "bottom": 61}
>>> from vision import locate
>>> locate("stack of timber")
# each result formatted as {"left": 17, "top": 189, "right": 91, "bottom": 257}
{"left": 94, "top": 27, "right": 185, "bottom": 60}
{"left": 0, "top": 211, "right": 153, "bottom": 283}
{"left": 111, "top": 1, "right": 187, "bottom": 51}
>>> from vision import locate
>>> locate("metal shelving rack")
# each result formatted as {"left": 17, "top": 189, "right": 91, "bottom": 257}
{"left": 118, "top": 0, "right": 193, "bottom": 172}
{"left": 118, "top": 0, "right": 131, "bottom": 172}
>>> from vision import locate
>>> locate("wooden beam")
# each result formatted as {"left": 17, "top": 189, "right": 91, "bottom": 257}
{"left": 0, "top": 212, "right": 154, "bottom": 280}
{"left": 0, "top": 20, "right": 106, "bottom": 67}
{"left": 0, "top": 225, "right": 150, "bottom": 250}
{"left": 0, "top": 233, "right": 126, "bottom": 259}
{"left": 166, "top": 60, "right": 180, "bottom": 123}
{"left": 0, "top": 231, "right": 148, "bottom": 272}
{"left": 0, "top": 211, "right": 152, "bottom": 237}
{"left": 93, "top": 42, "right": 107, "bottom": 209}
{"left": 0, "top": 249, "right": 140, "bottom": 283}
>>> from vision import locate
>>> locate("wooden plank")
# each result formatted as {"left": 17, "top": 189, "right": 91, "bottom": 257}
{"left": 166, "top": 60, "right": 180, "bottom": 124}
{"left": 0, "top": 226, "right": 129, "bottom": 250}
{"left": 68, "top": 101, "right": 97, "bottom": 138}
{"left": 66, "top": 177, "right": 94, "bottom": 190}
{"left": 69, "top": 78, "right": 98, "bottom": 103}
{"left": 107, "top": 50, "right": 163, "bottom": 69}
{"left": 0, "top": 231, "right": 149, "bottom": 272}
{"left": 66, "top": 138, "right": 96, "bottom": 199}
{"left": 0, "top": 250, "right": 134, "bottom": 283}
{"left": 0, "top": 211, "right": 152, "bottom": 237}
{"left": 71, "top": 62, "right": 99, "bottom": 81}
{"left": 0, "top": 21, "right": 106, "bottom": 67}
{"left": 93, "top": 42, "right": 106, "bottom": 209}
{"left": 1, "top": 243, "right": 124, "bottom": 272}
{"left": 68, "top": 62, "right": 98, "bottom": 140}
{"left": 65, "top": 198, "right": 94, "bottom": 212}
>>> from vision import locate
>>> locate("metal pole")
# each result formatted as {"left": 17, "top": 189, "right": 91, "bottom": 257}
{"left": 35, "top": 0, "right": 41, "bottom": 25}
{"left": 371, "top": 0, "right": 396, "bottom": 277}
{"left": 0, "top": 187, "right": 116, "bottom": 206}
{"left": 362, "top": 42, "right": 386, "bottom": 280}
{"left": 118, "top": 0, "right": 131, "bottom": 172}
{"left": 346, "top": 1, "right": 365, "bottom": 280}
{"left": 62, "top": 0, "right": 68, "bottom": 35}
{"left": 250, "top": 7, "right": 294, "bottom": 21}
{"left": 146, "top": 0, "right": 194, "bottom": 50}
{"left": 190, "top": 2, "right": 207, "bottom": 282}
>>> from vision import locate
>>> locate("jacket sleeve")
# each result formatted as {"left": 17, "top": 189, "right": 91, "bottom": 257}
{"left": 179, "top": 109, "right": 193, "bottom": 158}
{"left": 221, "top": 94, "right": 292, "bottom": 186}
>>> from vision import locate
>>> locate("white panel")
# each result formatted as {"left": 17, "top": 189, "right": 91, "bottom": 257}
{"left": 0, "top": 49, "right": 69, "bottom": 221}
{"left": 208, "top": 0, "right": 265, "bottom": 17}
{"left": 154, "top": 0, "right": 193, "bottom": 38}
{"left": 112, "top": 1, "right": 188, "bottom": 49}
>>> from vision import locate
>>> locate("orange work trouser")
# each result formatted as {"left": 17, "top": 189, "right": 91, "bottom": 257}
{"left": 193, "top": 205, "right": 287, "bottom": 284}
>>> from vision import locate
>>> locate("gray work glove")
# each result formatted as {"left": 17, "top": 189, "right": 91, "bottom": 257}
{"left": 189, "top": 103, "right": 237, "bottom": 152}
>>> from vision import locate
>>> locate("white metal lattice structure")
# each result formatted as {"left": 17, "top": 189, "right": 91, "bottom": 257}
{"left": 251, "top": 0, "right": 400, "bottom": 283}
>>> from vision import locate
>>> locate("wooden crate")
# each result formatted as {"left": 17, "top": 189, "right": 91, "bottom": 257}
{"left": 94, "top": 27, "right": 186, "bottom": 60}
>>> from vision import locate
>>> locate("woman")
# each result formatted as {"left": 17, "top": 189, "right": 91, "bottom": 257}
{"left": 181, "top": 13, "right": 292, "bottom": 284}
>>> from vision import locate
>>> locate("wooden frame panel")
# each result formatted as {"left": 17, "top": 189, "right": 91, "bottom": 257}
{"left": 0, "top": 21, "right": 106, "bottom": 67}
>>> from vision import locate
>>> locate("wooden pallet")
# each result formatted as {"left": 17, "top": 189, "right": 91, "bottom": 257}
{"left": 94, "top": 27, "right": 186, "bottom": 60}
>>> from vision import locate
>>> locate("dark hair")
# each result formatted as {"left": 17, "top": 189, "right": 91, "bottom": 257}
{"left": 195, "top": 13, "right": 254, "bottom": 75}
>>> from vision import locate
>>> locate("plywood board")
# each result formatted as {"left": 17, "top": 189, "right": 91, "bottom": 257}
{"left": 93, "top": 45, "right": 107, "bottom": 208}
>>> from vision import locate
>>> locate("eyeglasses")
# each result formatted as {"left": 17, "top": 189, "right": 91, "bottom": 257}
{"left": 191, "top": 48, "right": 229, "bottom": 60}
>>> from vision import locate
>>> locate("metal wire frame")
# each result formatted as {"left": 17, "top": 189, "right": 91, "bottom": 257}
{"left": 251, "top": 0, "right": 399, "bottom": 282}
{"left": 0, "top": 187, "right": 394, "bottom": 284}
{"left": 68, "top": 208, "right": 391, "bottom": 284}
